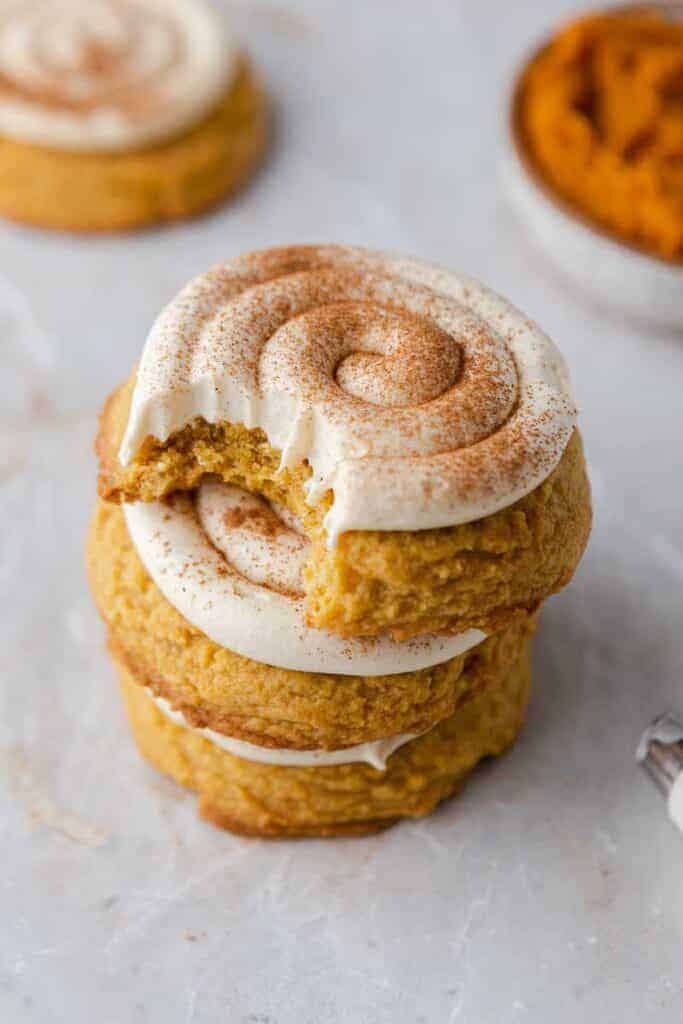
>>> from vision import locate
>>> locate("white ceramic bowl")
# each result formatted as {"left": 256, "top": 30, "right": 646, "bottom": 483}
{"left": 501, "top": 8, "right": 683, "bottom": 332}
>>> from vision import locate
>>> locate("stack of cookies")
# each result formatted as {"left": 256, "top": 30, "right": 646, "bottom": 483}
{"left": 88, "top": 245, "right": 591, "bottom": 837}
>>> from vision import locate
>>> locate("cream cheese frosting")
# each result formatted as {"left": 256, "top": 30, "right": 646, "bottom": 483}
{"left": 0, "top": 0, "right": 237, "bottom": 152}
{"left": 150, "top": 690, "right": 424, "bottom": 770}
{"left": 119, "top": 245, "right": 577, "bottom": 544}
{"left": 124, "top": 483, "right": 485, "bottom": 675}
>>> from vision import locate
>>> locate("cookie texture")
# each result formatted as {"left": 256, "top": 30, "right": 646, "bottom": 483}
{"left": 0, "top": 61, "right": 266, "bottom": 233}
{"left": 97, "top": 374, "right": 591, "bottom": 641}
{"left": 117, "top": 643, "right": 532, "bottom": 838}
{"left": 88, "top": 500, "right": 536, "bottom": 749}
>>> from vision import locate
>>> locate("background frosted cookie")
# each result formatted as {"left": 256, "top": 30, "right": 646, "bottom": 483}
{"left": 0, "top": 1, "right": 266, "bottom": 232}
{"left": 115, "top": 642, "right": 532, "bottom": 838}
{"left": 88, "top": 499, "right": 535, "bottom": 750}
{"left": 98, "top": 245, "right": 591, "bottom": 640}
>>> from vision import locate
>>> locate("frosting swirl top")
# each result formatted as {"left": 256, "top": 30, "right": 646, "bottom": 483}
{"left": 0, "top": 0, "right": 237, "bottom": 151}
{"left": 120, "top": 245, "right": 577, "bottom": 542}
{"left": 124, "top": 483, "right": 484, "bottom": 675}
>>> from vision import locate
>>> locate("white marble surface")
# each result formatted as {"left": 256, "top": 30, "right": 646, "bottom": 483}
{"left": 2, "top": 2, "right": 683, "bottom": 1021}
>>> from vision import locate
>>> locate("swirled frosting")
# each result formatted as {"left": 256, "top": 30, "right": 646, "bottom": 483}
{"left": 124, "top": 483, "right": 484, "bottom": 675}
{"left": 150, "top": 691, "right": 424, "bottom": 770}
{"left": 0, "top": 0, "right": 237, "bottom": 151}
{"left": 120, "top": 245, "right": 577, "bottom": 543}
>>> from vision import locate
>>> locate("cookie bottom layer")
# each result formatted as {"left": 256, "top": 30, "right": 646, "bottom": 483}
{"left": 116, "top": 643, "right": 531, "bottom": 838}
{"left": 0, "top": 60, "right": 265, "bottom": 233}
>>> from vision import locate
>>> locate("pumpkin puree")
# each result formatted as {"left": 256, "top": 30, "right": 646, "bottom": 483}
{"left": 518, "top": 9, "right": 683, "bottom": 261}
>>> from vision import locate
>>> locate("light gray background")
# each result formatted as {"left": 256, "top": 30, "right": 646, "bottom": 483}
{"left": 2, "top": 2, "right": 683, "bottom": 1022}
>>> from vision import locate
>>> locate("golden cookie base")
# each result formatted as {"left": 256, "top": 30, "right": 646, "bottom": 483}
{"left": 116, "top": 644, "right": 531, "bottom": 839}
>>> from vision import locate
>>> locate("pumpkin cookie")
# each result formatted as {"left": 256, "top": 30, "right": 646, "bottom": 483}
{"left": 88, "top": 498, "right": 536, "bottom": 750}
{"left": 0, "top": 1, "right": 266, "bottom": 232}
{"left": 115, "top": 639, "right": 532, "bottom": 838}
{"left": 97, "top": 245, "right": 591, "bottom": 641}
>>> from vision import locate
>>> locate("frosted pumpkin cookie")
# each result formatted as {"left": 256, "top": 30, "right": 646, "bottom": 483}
{"left": 0, "top": 1, "right": 266, "bottom": 232}
{"left": 87, "top": 497, "right": 536, "bottom": 750}
{"left": 97, "top": 244, "right": 591, "bottom": 640}
{"left": 115, "top": 637, "right": 532, "bottom": 838}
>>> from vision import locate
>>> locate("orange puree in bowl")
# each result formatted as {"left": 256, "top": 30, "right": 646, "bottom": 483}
{"left": 518, "top": 8, "right": 683, "bottom": 261}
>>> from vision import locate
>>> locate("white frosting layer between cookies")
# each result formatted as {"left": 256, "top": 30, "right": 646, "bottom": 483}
{"left": 0, "top": 0, "right": 237, "bottom": 151}
{"left": 150, "top": 691, "right": 424, "bottom": 770}
{"left": 124, "top": 483, "right": 485, "bottom": 676}
{"left": 119, "top": 245, "right": 577, "bottom": 544}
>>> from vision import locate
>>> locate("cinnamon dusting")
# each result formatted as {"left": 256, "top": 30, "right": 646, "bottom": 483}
{"left": 223, "top": 503, "right": 286, "bottom": 539}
